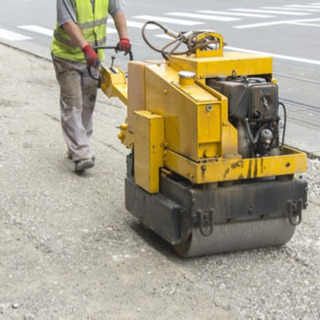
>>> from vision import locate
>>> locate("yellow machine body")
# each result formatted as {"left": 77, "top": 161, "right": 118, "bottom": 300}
{"left": 100, "top": 42, "right": 306, "bottom": 194}
{"left": 99, "top": 32, "right": 308, "bottom": 256}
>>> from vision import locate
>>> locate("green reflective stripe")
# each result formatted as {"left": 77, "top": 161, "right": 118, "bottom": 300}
{"left": 90, "top": 37, "right": 106, "bottom": 46}
{"left": 54, "top": 30, "right": 76, "bottom": 48}
{"left": 96, "top": 37, "right": 106, "bottom": 46}
{"left": 54, "top": 31, "right": 106, "bottom": 49}
{"left": 84, "top": 37, "right": 107, "bottom": 47}
{"left": 78, "top": 17, "right": 107, "bottom": 30}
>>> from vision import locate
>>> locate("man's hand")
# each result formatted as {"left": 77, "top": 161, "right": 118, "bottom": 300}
{"left": 82, "top": 44, "right": 100, "bottom": 67}
{"left": 117, "top": 38, "right": 131, "bottom": 53}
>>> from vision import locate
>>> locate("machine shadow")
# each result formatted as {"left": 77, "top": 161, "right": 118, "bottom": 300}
{"left": 129, "top": 221, "right": 183, "bottom": 260}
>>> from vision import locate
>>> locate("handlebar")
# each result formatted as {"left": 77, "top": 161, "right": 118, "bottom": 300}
{"left": 87, "top": 46, "right": 134, "bottom": 88}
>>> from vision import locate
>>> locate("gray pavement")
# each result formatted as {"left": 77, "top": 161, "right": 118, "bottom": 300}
{"left": 273, "top": 61, "right": 320, "bottom": 157}
{"left": 0, "top": 43, "right": 319, "bottom": 319}
{"left": 286, "top": 122, "right": 320, "bottom": 157}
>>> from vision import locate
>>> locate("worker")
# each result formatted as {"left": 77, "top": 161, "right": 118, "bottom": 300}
{"left": 51, "top": 0, "right": 130, "bottom": 172}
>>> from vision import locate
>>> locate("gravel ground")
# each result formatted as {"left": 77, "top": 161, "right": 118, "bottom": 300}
{"left": 307, "top": 159, "right": 320, "bottom": 205}
{"left": 0, "top": 44, "right": 319, "bottom": 320}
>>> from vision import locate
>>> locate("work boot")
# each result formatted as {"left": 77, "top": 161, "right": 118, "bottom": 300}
{"left": 66, "top": 150, "right": 72, "bottom": 160}
{"left": 75, "top": 158, "right": 95, "bottom": 172}
{"left": 67, "top": 150, "right": 95, "bottom": 162}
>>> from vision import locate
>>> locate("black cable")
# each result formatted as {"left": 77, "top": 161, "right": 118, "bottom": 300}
{"left": 279, "top": 102, "right": 287, "bottom": 150}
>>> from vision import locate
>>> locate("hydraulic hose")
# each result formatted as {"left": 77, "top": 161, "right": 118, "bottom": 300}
{"left": 279, "top": 102, "right": 287, "bottom": 150}
{"left": 141, "top": 21, "right": 223, "bottom": 60}
{"left": 244, "top": 119, "right": 268, "bottom": 145}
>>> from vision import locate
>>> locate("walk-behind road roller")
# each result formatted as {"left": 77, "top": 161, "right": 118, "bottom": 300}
{"left": 95, "top": 22, "right": 308, "bottom": 257}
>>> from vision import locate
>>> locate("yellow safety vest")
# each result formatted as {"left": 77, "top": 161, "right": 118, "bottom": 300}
{"left": 51, "top": 0, "right": 109, "bottom": 63}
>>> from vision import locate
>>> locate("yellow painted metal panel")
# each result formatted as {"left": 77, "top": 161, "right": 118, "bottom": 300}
{"left": 165, "top": 147, "right": 307, "bottom": 184}
{"left": 168, "top": 52, "right": 273, "bottom": 79}
{"left": 144, "top": 64, "right": 202, "bottom": 161}
{"left": 133, "top": 110, "right": 164, "bottom": 193}
{"left": 144, "top": 63, "right": 239, "bottom": 161}
{"left": 127, "top": 61, "right": 146, "bottom": 133}
{"left": 197, "top": 103, "right": 221, "bottom": 143}
{"left": 172, "top": 82, "right": 216, "bottom": 102}
{"left": 100, "top": 66, "right": 127, "bottom": 104}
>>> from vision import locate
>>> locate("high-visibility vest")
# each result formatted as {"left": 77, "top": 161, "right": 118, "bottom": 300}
{"left": 51, "top": 0, "right": 109, "bottom": 63}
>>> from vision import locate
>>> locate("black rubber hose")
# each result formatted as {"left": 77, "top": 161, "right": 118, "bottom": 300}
{"left": 244, "top": 119, "right": 268, "bottom": 145}
{"left": 141, "top": 21, "right": 191, "bottom": 59}
{"left": 279, "top": 102, "right": 287, "bottom": 149}
{"left": 142, "top": 21, "right": 170, "bottom": 54}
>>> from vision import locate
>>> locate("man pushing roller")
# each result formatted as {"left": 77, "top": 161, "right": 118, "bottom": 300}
{"left": 51, "top": 0, "right": 130, "bottom": 172}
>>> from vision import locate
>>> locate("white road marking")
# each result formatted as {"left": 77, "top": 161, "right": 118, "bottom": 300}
{"left": 231, "top": 8, "right": 311, "bottom": 16}
{"left": 155, "top": 34, "right": 173, "bottom": 39}
{"left": 261, "top": 6, "right": 320, "bottom": 12}
{"left": 291, "top": 21, "right": 320, "bottom": 27}
{"left": 198, "top": 10, "right": 274, "bottom": 18}
{"left": 284, "top": 4, "right": 320, "bottom": 9}
{"left": 234, "top": 18, "right": 320, "bottom": 29}
{"left": 108, "top": 20, "right": 159, "bottom": 29}
{"left": 133, "top": 15, "right": 204, "bottom": 25}
{"left": 234, "top": 21, "right": 289, "bottom": 29}
{"left": 165, "top": 12, "right": 241, "bottom": 22}
{"left": 18, "top": 25, "right": 52, "bottom": 36}
{"left": 107, "top": 27, "right": 117, "bottom": 34}
{"left": 225, "top": 46, "right": 320, "bottom": 66}
{"left": 0, "top": 28, "right": 31, "bottom": 41}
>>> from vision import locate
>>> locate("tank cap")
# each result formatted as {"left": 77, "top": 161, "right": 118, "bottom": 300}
{"left": 179, "top": 71, "right": 196, "bottom": 78}
{"left": 179, "top": 71, "right": 196, "bottom": 85}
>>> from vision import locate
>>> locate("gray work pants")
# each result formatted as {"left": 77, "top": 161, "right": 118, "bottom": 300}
{"left": 52, "top": 54, "right": 98, "bottom": 162}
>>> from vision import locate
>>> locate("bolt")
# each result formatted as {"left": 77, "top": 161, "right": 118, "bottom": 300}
{"left": 206, "top": 104, "right": 212, "bottom": 112}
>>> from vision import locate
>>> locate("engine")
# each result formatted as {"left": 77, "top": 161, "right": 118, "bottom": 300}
{"left": 207, "top": 76, "right": 281, "bottom": 158}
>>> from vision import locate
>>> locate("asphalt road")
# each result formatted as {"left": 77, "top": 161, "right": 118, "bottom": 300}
{"left": 1, "top": 0, "right": 320, "bottom": 61}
